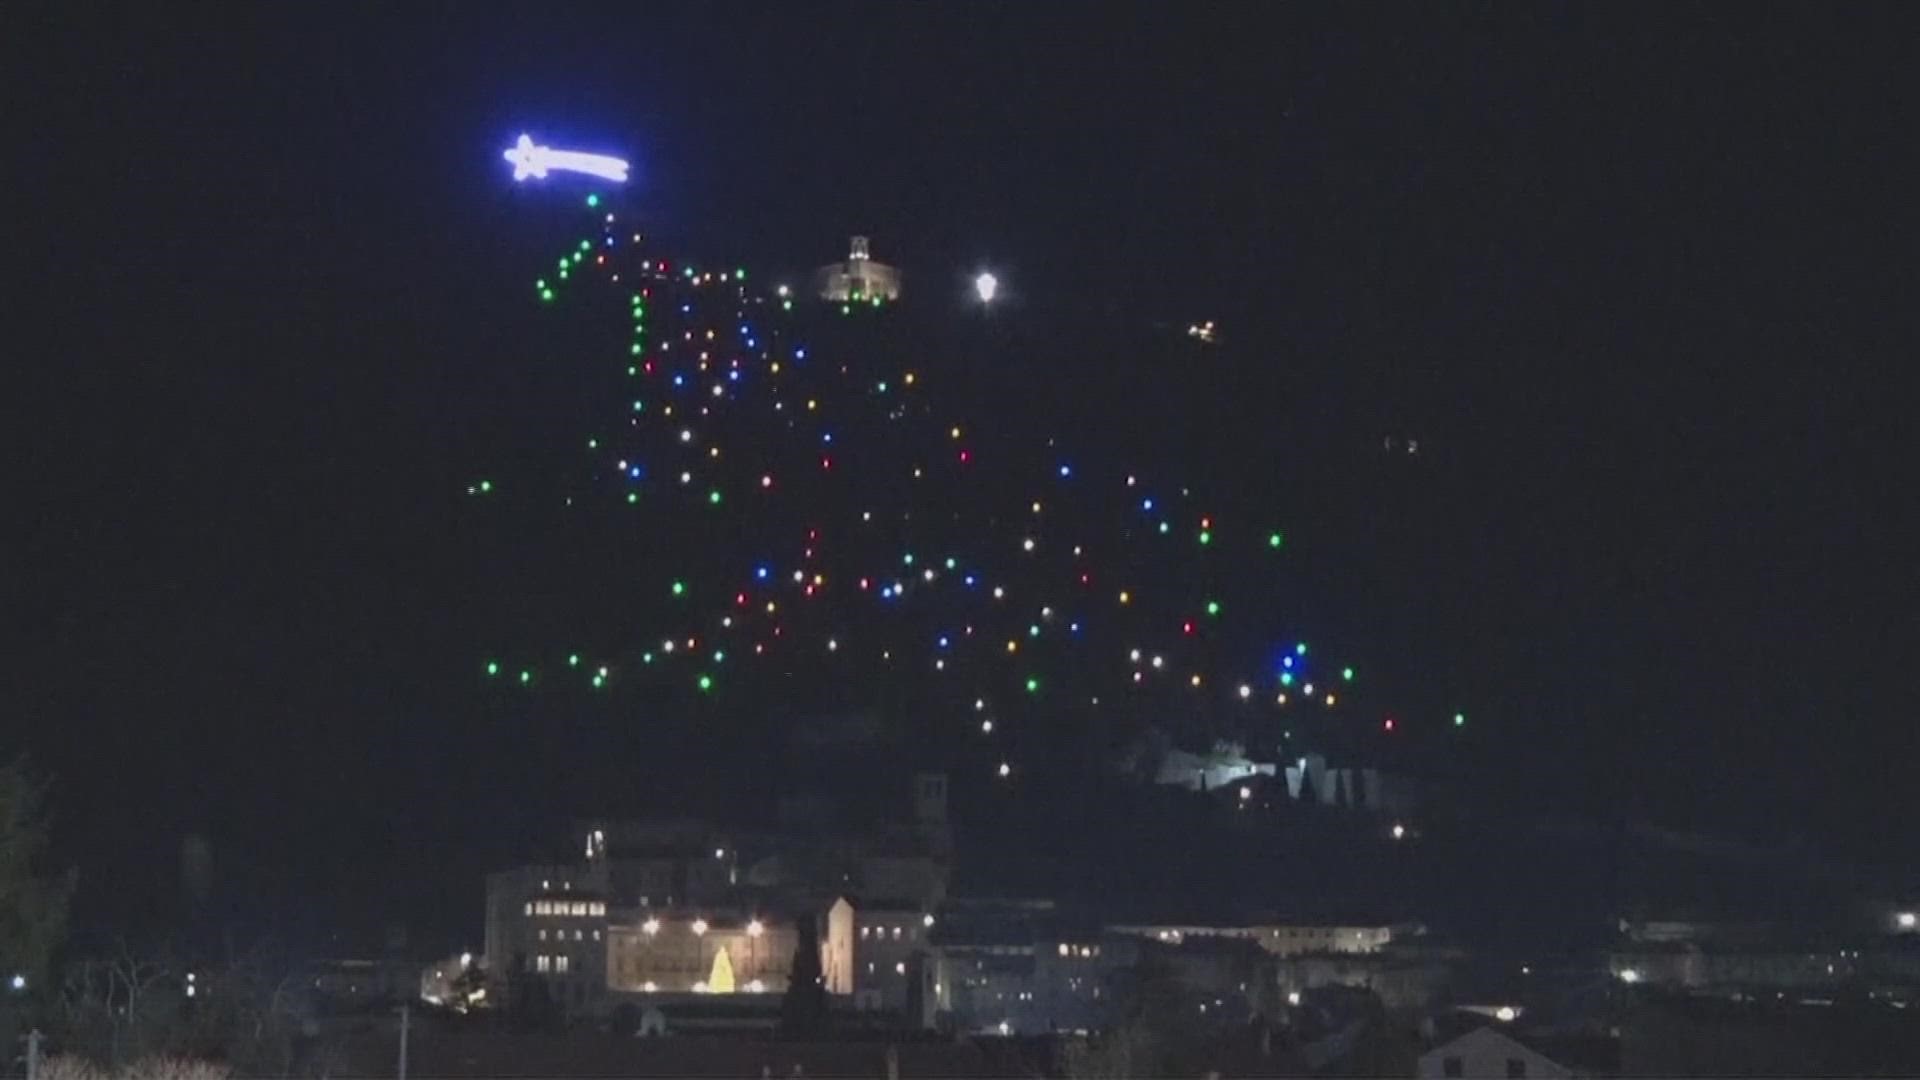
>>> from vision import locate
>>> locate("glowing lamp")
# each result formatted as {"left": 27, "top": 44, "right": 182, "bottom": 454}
{"left": 974, "top": 272, "right": 999, "bottom": 303}
{"left": 503, "top": 135, "right": 629, "bottom": 182}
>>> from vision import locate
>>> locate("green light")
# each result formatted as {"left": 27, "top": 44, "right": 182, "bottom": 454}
{"left": 579, "top": 240, "right": 591, "bottom": 252}
{"left": 568, "top": 654, "right": 580, "bottom": 667}
{"left": 672, "top": 581, "right": 686, "bottom": 596}
{"left": 1158, "top": 521, "right": 1170, "bottom": 535}
{"left": 782, "top": 300, "right": 792, "bottom": 311}
{"left": 1198, "top": 530, "right": 1212, "bottom": 545}
{"left": 1454, "top": 713, "right": 1466, "bottom": 727}
{"left": 643, "top": 652, "right": 654, "bottom": 664}
{"left": 1206, "top": 600, "right": 1221, "bottom": 617}
{"left": 735, "top": 267, "right": 746, "bottom": 279}
{"left": 632, "top": 344, "right": 643, "bottom": 354}
{"left": 540, "top": 289, "right": 554, "bottom": 302}
{"left": 592, "top": 675, "right": 605, "bottom": 688}
{"left": 1025, "top": 677, "right": 1040, "bottom": 694}
{"left": 1296, "top": 643, "right": 1308, "bottom": 656}
{"left": 877, "top": 381, "right": 889, "bottom": 393}
{"left": 485, "top": 661, "right": 499, "bottom": 676}
{"left": 586, "top": 194, "right": 599, "bottom": 208}
{"left": 478, "top": 480, "right": 492, "bottom": 493}
{"left": 1280, "top": 673, "right": 1294, "bottom": 687}
{"left": 841, "top": 304, "right": 851, "bottom": 315}
{"left": 871, "top": 295, "right": 882, "bottom": 307}
{"left": 698, "top": 674, "right": 714, "bottom": 692}
{"left": 708, "top": 489, "right": 723, "bottom": 506}
{"left": 627, "top": 492, "right": 638, "bottom": 505}
{"left": 945, "top": 557, "right": 957, "bottom": 570}
{"left": 518, "top": 670, "right": 531, "bottom": 685}
{"left": 1269, "top": 532, "right": 1284, "bottom": 549}
{"left": 628, "top": 366, "right": 638, "bottom": 376}
{"left": 588, "top": 438, "right": 599, "bottom": 449}
{"left": 712, "top": 650, "right": 725, "bottom": 663}
{"left": 632, "top": 399, "right": 644, "bottom": 410}
{"left": 903, "top": 553, "right": 915, "bottom": 566}
{"left": 1028, "top": 624, "right": 1040, "bottom": 638}
{"left": 1342, "top": 667, "right": 1354, "bottom": 681}
{"left": 535, "top": 279, "right": 546, "bottom": 289}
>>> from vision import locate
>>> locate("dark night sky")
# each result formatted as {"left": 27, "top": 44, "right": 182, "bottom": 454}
{"left": 6, "top": 4, "right": 1915, "bottom": 949}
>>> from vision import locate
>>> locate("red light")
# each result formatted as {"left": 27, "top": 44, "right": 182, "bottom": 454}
{"left": 643, "top": 361, "right": 655, "bottom": 374}
{"left": 821, "top": 456, "right": 833, "bottom": 470}
{"left": 958, "top": 449, "right": 971, "bottom": 464}
{"left": 1201, "top": 516, "right": 1213, "bottom": 529}
{"left": 808, "top": 529, "right": 818, "bottom": 541}
{"left": 1182, "top": 621, "right": 1195, "bottom": 635}
{"left": 1080, "top": 573, "right": 1090, "bottom": 585}
{"left": 1383, "top": 717, "right": 1396, "bottom": 732}
{"left": 859, "top": 578, "right": 870, "bottom": 590}
{"left": 804, "top": 585, "right": 815, "bottom": 597}
{"left": 735, "top": 593, "right": 747, "bottom": 606}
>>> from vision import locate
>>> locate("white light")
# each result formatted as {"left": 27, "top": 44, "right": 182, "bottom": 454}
{"left": 1238, "top": 786, "right": 1251, "bottom": 801}
{"left": 998, "top": 762, "right": 1011, "bottom": 777}
{"left": 777, "top": 285, "right": 791, "bottom": 298}
{"left": 643, "top": 980, "right": 658, "bottom": 992}
{"left": 460, "top": 951, "right": 473, "bottom": 968}
{"left": 643, "top": 918, "right": 660, "bottom": 936}
{"left": 1618, "top": 968, "right": 1641, "bottom": 984}
{"left": 503, "top": 135, "right": 629, "bottom": 183}
{"left": 895, "top": 962, "right": 907, "bottom": 975}
{"left": 748, "top": 919, "right": 764, "bottom": 937}
{"left": 924, "top": 913, "right": 935, "bottom": 927}
{"left": 1495, "top": 1006, "right": 1517, "bottom": 1022}
{"left": 981, "top": 720, "right": 993, "bottom": 733}
{"left": 692, "top": 919, "right": 709, "bottom": 935}
{"left": 1897, "top": 911, "right": 1916, "bottom": 929}
{"left": 8, "top": 974, "right": 24, "bottom": 991}
{"left": 974, "top": 272, "right": 999, "bottom": 303}
{"left": 185, "top": 984, "right": 196, "bottom": 998}
{"left": 715, "top": 847, "right": 725, "bottom": 859}
{"left": 1286, "top": 990, "right": 1301, "bottom": 1006}
{"left": 1391, "top": 823, "right": 1406, "bottom": 840}
{"left": 747, "top": 979, "right": 766, "bottom": 993}
{"left": 1238, "top": 684, "right": 1252, "bottom": 700}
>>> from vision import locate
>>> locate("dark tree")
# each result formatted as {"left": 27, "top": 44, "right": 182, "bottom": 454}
{"left": 779, "top": 917, "right": 828, "bottom": 1038}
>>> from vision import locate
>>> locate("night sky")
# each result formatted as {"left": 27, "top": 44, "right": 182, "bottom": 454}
{"left": 8, "top": 5, "right": 1914, "bottom": 951}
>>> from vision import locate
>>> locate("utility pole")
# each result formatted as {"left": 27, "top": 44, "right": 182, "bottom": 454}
{"left": 397, "top": 1003, "right": 409, "bottom": 1080}
{"left": 24, "top": 1029, "right": 43, "bottom": 1080}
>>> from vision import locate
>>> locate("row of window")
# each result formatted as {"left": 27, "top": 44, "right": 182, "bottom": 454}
{"left": 525, "top": 899, "right": 606, "bottom": 917}
{"left": 1056, "top": 943, "right": 1102, "bottom": 958}
{"left": 537, "top": 928, "right": 601, "bottom": 942}
{"left": 858, "top": 925, "right": 917, "bottom": 942}
{"left": 532, "top": 954, "right": 573, "bottom": 974}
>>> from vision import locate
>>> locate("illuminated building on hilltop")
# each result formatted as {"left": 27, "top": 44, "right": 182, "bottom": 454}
{"left": 815, "top": 235, "right": 901, "bottom": 302}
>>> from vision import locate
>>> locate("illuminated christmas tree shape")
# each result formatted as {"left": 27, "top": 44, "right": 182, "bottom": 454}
{"left": 707, "top": 946, "right": 735, "bottom": 994}
{"left": 469, "top": 196, "right": 1478, "bottom": 781}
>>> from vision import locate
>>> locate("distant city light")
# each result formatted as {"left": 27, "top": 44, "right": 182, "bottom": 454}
{"left": 1898, "top": 911, "right": 1917, "bottom": 929}
{"left": 1391, "top": 823, "right": 1406, "bottom": 840}
{"left": 974, "top": 272, "right": 999, "bottom": 303}
{"left": 1618, "top": 968, "right": 1641, "bottom": 984}
{"left": 9, "top": 974, "right": 24, "bottom": 991}
{"left": 1495, "top": 1006, "right": 1518, "bottom": 1022}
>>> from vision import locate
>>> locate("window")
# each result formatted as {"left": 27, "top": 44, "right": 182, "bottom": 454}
{"left": 572, "top": 901, "right": 588, "bottom": 917}
{"left": 593, "top": 929, "right": 601, "bottom": 941}
{"left": 574, "top": 929, "right": 584, "bottom": 941}
{"left": 523, "top": 902, "right": 533, "bottom": 916}
{"left": 1505, "top": 1059, "right": 1526, "bottom": 1079}
{"left": 538, "top": 929, "right": 547, "bottom": 941}
{"left": 536, "top": 955, "right": 551, "bottom": 973}
{"left": 1441, "top": 1057, "right": 1462, "bottom": 1078}
{"left": 556, "top": 955, "right": 571, "bottom": 974}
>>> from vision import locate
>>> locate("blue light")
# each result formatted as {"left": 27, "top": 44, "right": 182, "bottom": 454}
{"left": 681, "top": 304, "right": 692, "bottom": 314}
{"left": 673, "top": 374, "right": 686, "bottom": 387}
{"left": 795, "top": 348, "right": 807, "bottom": 359}
{"left": 746, "top": 338, "right": 757, "bottom": 348}
{"left": 938, "top": 636, "right": 951, "bottom": 649}
{"left": 1142, "top": 498, "right": 1154, "bottom": 511}
{"left": 628, "top": 466, "right": 642, "bottom": 479}
{"left": 756, "top": 566, "right": 771, "bottom": 581}
{"left": 728, "top": 370, "right": 741, "bottom": 382}
{"left": 1070, "top": 622, "right": 1082, "bottom": 633}
{"left": 822, "top": 433, "right": 834, "bottom": 444}
{"left": 964, "top": 575, "right": 978, "bottom": 588}
{"left": 1058, "top": 464, "right": 1073, "bottom": 478}
{"left": 1282, "top": 656, "right": 1294, "bottom": 669}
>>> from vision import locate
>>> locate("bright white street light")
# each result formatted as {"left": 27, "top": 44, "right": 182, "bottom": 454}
{"left": 691, "top": 918, "right": 709, "bottom": 936}
{"left": 974, "top": 272, "right": 999, "bottom": 304}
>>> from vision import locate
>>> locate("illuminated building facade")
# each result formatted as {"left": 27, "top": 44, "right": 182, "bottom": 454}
{"left": 814, "top": 236, "right": 901, "bottom": 302}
